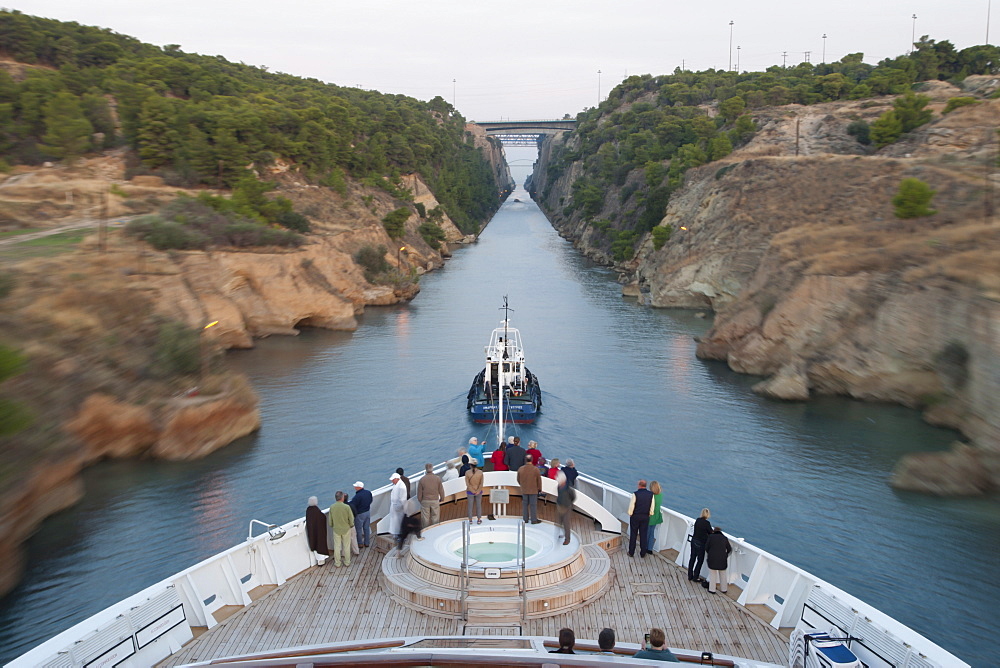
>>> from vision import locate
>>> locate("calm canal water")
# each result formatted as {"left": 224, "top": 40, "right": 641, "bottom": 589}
{"left": 1, "top": 149, "right": 996, "bottom": 665}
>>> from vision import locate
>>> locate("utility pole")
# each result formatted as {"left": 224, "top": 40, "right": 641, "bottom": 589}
{"left": 597, "top": 69, "right": 602, "bottom": 106}
{"left": 822, "top": 34, "right": 827, "bottom": 64}
{"left": 986, "top": 127, "right": 994, "bottom": 223}
{"left": 99, "top": 189, "right": 108, "bottom": 253}
{"left": 804, "top": 51, "right": 811, "bottom": 64}
{"left": 736, "top": 45, "right": 741, "bottom": 72}
{"left": 988, "top": 0, "right": 992, "bottom": 45}
{"left": 911, "top": 14, "right": 917, "bottom": 54}
{"left": 452, "top": 78, "right": 456, "bottom": 108}
{"left": 728, "top": 20, "right": 734, "bottom": 71}
{"left": 782, "top": 51, "right": 788, "bottom": 68}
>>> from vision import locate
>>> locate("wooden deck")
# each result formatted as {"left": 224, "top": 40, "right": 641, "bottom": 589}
{"left": 162, "top": 498, "right": 787, "bottom": 666}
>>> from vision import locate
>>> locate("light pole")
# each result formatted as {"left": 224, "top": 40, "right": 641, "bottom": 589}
{"left": 736, "top": 45, "right": 741, "bottom": 72}
{"left": 822, "top": 34, "right": 827, "bottom": 64}
{"left": 911, "top": 14, "right": 917, "bottom": 54}
{"left": 988, "top": 1, "right": 992, "bottom": 45}
{"left": 452, "top": 79, "right": 456, "bottom": 108}
{"left": 728, "top": 21, "right": 734, "bottom": 71}
{"left": 201, "top": 320, "right": 219, "bottom": 384}
{"left": 597, "top": 69, "right": 602, "bottom": 106}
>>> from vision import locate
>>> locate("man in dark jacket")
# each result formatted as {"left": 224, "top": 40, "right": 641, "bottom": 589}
{"left": 627, "top": 480, "right": 655, "bottom": 557}
{"left": 349, "top": 481, "right": 373, "bottom": 548}
{"left": 705, "top": 526, "right": 732, "bottom": 594}
{"left": 504, "top": 437, "right": 526, "bottom": 471}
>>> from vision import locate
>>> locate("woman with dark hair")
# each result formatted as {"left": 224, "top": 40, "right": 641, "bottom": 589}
{"left": 491, "top": 443, "right": 508, "bottom": 471}
{"left": 688, "top": 507, "right": 711, "bottom": 582}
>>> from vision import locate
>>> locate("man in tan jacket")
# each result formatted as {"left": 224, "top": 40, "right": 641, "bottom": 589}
{"left": 465, "top": 461, "right": 484, "bottom": 523}
{"left": 517, "top": 461, "right": 542, "bottom": 524}
{"left": 417, "top": 463, "right": 446, "bottom": 528}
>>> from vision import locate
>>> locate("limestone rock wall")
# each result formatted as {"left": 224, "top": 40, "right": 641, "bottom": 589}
{"left": 531, "top": 91, "right": 1000, "bottom": 494}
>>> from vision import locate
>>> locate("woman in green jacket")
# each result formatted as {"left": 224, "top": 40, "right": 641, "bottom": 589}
{"left": 647, "top": 480, "right": 663, "bottom": 552}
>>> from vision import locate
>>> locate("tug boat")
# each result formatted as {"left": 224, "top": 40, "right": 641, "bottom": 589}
{"left": 466, "top": 298, "right": 542, "bottom": 424}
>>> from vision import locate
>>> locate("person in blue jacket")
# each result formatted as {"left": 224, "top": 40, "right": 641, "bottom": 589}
{"left": 467, "top": 437, "right": 486, "bottom": 469}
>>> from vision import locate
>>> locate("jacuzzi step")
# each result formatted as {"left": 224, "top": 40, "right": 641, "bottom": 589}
{"left": 466, "top": 607, "right": 522, "bottom": 625}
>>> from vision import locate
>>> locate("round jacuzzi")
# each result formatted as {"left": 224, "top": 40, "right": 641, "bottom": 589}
{"left": 409, "top": 517, "right": 577, "bottom": 570}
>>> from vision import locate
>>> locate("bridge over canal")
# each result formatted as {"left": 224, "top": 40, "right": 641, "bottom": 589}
{"left": 473, "top": 119, "right": 576, "bottom": 146}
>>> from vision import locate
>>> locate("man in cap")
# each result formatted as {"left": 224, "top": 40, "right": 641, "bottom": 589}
{"left": 349, "top": 481, "right": 373, "bottom": 548}
{"left": 388, "top": 472, "right": 407, "bottom": 548}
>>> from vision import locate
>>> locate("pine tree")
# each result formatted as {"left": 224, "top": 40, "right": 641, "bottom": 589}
{"left": 40, "top": 91, "right": 92, "bottom": 161}
{"left": 136, "top": 96, "right": 179, "bottom": 168}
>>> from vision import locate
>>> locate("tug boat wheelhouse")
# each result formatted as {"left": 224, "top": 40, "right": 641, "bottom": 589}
{"left": 466, "top": 300, "right": 542, "bottom": 424}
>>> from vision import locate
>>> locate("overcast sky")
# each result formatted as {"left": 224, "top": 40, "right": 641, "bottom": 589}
{"left": 7, "top": 1, "right": 996, "bottom": 120}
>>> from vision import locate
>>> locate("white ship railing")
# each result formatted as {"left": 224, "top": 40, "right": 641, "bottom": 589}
{"left": 9, "top": 458, "right": 969, "bottom": 668}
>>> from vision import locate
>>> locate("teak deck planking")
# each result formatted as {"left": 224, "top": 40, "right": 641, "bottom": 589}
{"left": 162, "top": 498, "right": 787, "bottom": 666}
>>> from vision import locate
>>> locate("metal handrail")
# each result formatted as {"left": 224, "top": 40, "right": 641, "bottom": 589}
{"left": 460, "top": 520, "right": 469, "bottom": 620}
{"left": 519, "top": 519, "right": 527, "bottom": 621}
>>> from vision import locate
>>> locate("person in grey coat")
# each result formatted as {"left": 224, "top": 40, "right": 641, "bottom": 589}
{"left": 705, "top": 526, "right": 732, "bottom": 594}
{"left": 504, "top": 436, "right": 527, "bottom": 471}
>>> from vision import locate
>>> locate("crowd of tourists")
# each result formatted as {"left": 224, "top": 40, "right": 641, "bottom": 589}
{"left": 305, "top": 435, "right": 735, "bottom": 620}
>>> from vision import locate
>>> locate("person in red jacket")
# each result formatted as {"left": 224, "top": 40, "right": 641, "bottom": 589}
{"left": 526, "top": 441, "right": 542, "bottom": 466}
{"left": 491, "top": 443, "right": 508, "bottom": 471}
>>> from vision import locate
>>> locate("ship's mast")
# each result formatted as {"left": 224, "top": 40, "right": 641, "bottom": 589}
{"left": 497, "top": 296, "right": 513, "bottom": 448}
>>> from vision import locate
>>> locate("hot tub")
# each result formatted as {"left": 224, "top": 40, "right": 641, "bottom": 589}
{"left": 408, "top": 517, "right": 577, "bottom": 570}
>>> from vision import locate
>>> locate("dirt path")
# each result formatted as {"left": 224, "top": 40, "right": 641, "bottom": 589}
{"left": 0, "top": 216, "right": 135, "bottom": 247}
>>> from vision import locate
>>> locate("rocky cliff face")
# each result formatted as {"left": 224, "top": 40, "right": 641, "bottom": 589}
{"left": 532, "top": 81, "right": 1000, "bottom": 495}
{"left": 0, "top": 136, "right": 511, "bottom": 596}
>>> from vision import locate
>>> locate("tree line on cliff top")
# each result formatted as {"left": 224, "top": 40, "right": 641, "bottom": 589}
{"left": 544, "top": 38, "right": 1000, "bottom": 261}
{"left": 0, "top": 10, "right": 502, "bottom": 234}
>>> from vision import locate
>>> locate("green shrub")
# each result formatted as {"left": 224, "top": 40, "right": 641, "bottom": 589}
{"left": 127, "top": 216, "right": 210, "bottom": 250}
{"left": 611, "top": 230, "right": 639, "bottom": 262}
{"left": 0, "top": 271, "right": 14, "bottom": 299}
{"left": 276, "top": 209, "right": 310, "bottom": 232}
{"left": 892, "top": 178, "right": 937, "bottom": 218}
{"left": 354, "top": 244, "right": 391, "bottom": 283}
{"left": 846, "top": 120, "right": 871, "bottom": 145}
{"left": 414, "top": 202, "right": 427, "bottom": 218}
{"left": 942, "top": 96, "right": 979, "bottom": 114}
{"left": 715, "top": 164, "right": 736, "bottom": 180}
{"left": 651, "top": 225, "right": 672, "bottom": 250}
{"left": 871, "top": 110, "right": 903, "bottom": 148}
{"left": 125, "top": 198, "right": 304, "bottom": 249}
{"left": 382, "top": 207, "right": 411, "bottom": 238}
{"left": 0, "top": 344, "right": 31, "bottom": 436}
{"left": 418, "top": 221, "right": 446, "bottom": 250}
{"left": 323, "top": 168, "right": 348, "bottom": 197}
{"left": 154, "top": 321, "right": 200, "bottom": 376}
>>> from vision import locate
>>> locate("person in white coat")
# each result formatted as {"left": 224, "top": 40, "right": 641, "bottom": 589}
{"left": 388, "top": 472, "right": 407, "bottom": 547}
